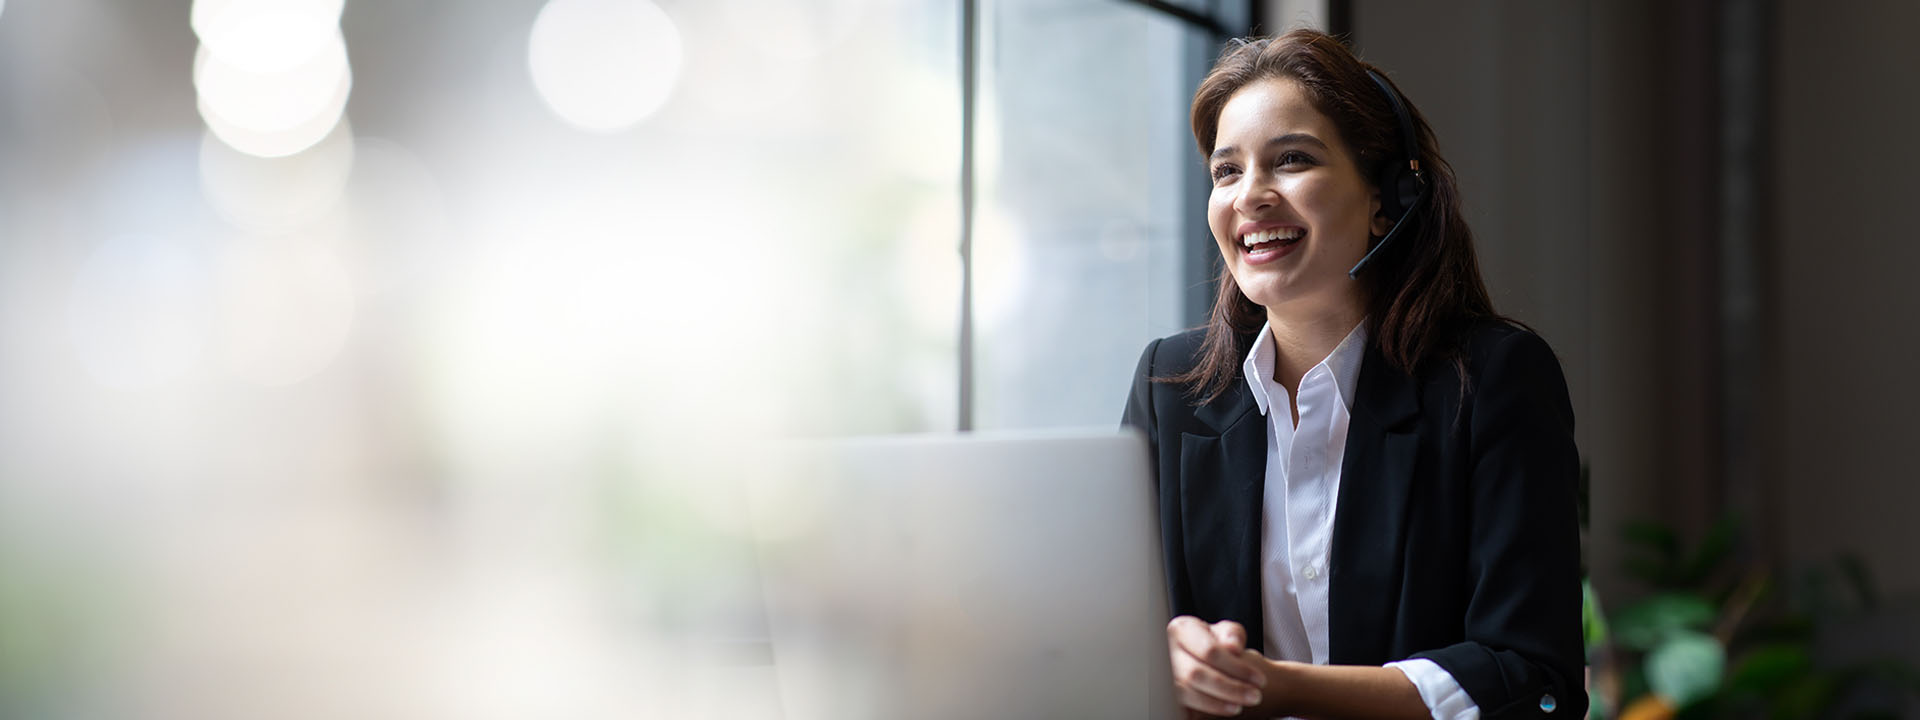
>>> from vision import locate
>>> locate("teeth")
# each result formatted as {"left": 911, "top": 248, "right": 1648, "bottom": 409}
{"left": 1241, "top": 227, "right": 1305, "bottom": 247}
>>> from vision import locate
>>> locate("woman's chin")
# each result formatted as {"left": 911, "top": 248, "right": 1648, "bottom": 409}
{"left": 1233, "top": 280, "right": 1292, "bottom": 309}
{"left": 1236, "top": 281, "right": 1355, "bottom": 317}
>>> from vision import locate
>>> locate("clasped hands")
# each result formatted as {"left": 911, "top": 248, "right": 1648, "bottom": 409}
{"left": 1167, "top": 615, "right": 1270, "bottom": 718}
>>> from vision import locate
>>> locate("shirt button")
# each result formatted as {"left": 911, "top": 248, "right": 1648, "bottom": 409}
{"left": 1303, "top": 566, "right": 1318, "bottom": 580}
{"left": 1539, "top": 694, "right": 1556, "bottom": 713}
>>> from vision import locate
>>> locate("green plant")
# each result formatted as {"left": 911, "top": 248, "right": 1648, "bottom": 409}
{"left": 1584, "top": 515, "right": 1920, "bottom": 719}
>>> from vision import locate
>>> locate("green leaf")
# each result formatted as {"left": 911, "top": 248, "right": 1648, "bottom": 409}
{"left": 1647, "top": 630, "right": 1726, "bottom": 708}
{"left": 1724, "top": 644, "right": 1812, "bottom": 697}
{"left": 1583, "top": 579, "right": 1610, "bottom": 656}
{"left": 1612, "top": 593, "right": 1716, "bottom": 650}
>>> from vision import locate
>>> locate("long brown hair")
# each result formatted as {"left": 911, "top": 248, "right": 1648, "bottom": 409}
{"left": 1167, "top": 29, "right": 1503, "bottom": 404}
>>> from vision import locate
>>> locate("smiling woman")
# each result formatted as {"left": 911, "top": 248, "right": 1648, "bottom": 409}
{"left": 1204, "top": 78, "right": 1379, "bottom": 354}
{"left": 1122, "top": 29, "right": 1586, "bottom": 720}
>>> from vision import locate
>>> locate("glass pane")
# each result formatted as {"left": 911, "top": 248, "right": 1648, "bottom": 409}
{"left": 973, "top": 0, "right": 1213, "bottom": 429}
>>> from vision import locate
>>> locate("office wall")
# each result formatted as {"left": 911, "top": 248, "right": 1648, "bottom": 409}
{"left": 1771, "top": 0, "right": 1920, "bottom": 658}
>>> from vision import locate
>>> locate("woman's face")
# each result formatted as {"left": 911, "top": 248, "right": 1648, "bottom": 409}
{"left": 1206, "top": 76, "right": 1388, "bottom": 318}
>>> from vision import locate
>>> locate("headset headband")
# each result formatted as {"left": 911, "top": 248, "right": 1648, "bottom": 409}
{"left": 1348, "top": 69, "right": 1429, "bottom": 278}
{"left": 1367, "top": 69, "right": 1421, "bottom": 178}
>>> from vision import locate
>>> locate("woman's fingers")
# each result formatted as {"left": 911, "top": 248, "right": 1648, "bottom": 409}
{"left": 1171, "top": 646, "right": 1254, "bottom": 716}
{"left": 1167, "top": 616, "right": 1265, "bottom": 714}
{"left": 1210, "top": 619, "right": 1248, "bottom": 653}
{"left": 1169, "top": 617, "right": 1263, "bottom": 685}
{"left": 1181, "top": 644, "right": 1264, "bottom": 704}
{"left": 1208, "top": 621, "right": 1265, "bottom": 684}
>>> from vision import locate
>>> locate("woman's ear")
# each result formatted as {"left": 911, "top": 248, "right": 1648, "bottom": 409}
{"left": 1369, "top": 188, "right": 1392, "bottom": 237}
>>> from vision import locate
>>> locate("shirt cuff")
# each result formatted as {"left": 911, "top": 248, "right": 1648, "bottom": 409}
{"left": 1386, "top": 658, "right": 1480, "bottom": 720}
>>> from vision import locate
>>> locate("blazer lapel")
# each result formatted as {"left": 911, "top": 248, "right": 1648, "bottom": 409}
{"left": 1178, "top": 382, "right": 1269, "bottom": 649}
{"left": 1327, "top": 342, "right": 1422, "bottom": 665}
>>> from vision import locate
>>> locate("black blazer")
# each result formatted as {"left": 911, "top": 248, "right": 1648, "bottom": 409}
{"left": 1122, "top": 321, "right": 1586, "bottom": 719}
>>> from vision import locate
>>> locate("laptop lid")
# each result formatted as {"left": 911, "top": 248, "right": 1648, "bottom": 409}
{"left": 748, "top": 429, "right": 1176, "bottom": 720}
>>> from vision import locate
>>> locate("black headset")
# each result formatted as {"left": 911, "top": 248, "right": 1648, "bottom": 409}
{"left": 1347, "top": 69, "right": 1428, "bottom": 278}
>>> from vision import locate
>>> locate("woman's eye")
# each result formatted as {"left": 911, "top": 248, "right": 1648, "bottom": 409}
{"left": 1210, "top": 165, "right": 1241, "bottom": 182}
{"left": 1277, "top": 150, "right": 1317, "bottom": 168}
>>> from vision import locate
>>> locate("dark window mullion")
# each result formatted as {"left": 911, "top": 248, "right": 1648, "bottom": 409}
{"left": 958, "top": 0, "right": 978, "bottom": 431}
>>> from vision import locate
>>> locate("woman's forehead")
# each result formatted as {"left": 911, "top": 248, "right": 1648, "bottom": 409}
{"left": 1214, "top": 78, "right": 1340, "bottom": 151}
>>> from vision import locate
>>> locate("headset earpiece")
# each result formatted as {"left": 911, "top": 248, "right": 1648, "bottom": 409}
{"left": 1396, "top": 165, "right": 1422, "bottom": 213}
{"left": 1375, "top": 160, "right": 1418, "bottom": 222}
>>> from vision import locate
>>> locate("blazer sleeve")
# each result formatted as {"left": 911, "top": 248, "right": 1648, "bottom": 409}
{"left": 1120, "top": 337, "right": 1198, "bottom": 620}
{"left": 1411, "top": 329, "right": 1588, "bottom": 719}
{"left": 1120, "top": 337, "right": 1162, "bottom": 450}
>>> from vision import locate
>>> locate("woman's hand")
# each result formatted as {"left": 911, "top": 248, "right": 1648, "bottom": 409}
{"left": 1167, "top": 615, "right": 1268, "bottom": 717}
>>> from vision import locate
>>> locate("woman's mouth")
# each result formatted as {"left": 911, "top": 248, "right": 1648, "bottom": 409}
{"left": 1240, "top": 227, "right": 1304, "bottom": 265}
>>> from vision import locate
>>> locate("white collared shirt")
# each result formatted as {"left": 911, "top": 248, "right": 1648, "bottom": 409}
{"left": 1243, "top": 321, "right": 1478, "bottom": 720}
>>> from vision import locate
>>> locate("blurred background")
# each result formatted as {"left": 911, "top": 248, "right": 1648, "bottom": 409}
{"left": 0, "top": 0, "right": 1915, "bottom": 717}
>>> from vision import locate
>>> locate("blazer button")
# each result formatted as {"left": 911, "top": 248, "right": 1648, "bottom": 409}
{"left": 1539, "top": 694, "right": 1556, "bottom": 713}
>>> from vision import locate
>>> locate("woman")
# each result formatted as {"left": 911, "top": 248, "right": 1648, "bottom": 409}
{"left": 1121, "top": 30, "right": 1585, "bottom": 719}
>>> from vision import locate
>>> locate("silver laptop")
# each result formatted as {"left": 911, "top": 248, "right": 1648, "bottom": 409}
{"left": 747, "top": 429, "right": 1176, "bottom": 720}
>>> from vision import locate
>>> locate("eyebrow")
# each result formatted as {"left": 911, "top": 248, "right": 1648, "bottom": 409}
{"left": 1210, "top": 133, "right": 1331, "bottom": 162}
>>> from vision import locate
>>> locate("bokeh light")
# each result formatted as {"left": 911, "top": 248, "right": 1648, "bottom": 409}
{"left": 527, "top": 0, "right": 683, "bottom": 132}
{"left": 192, "top": 0, "right": 346, "bottom": 74}
{"left": 194, "top": 38, "right": 352, "bottom": 158}
{"left": 191, "top": 0, "right": 351, "bottom": 158}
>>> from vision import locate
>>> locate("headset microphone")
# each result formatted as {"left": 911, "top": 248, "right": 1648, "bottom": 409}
{"left": 1348, "top": 69, "right": 1429, "bottom": 278}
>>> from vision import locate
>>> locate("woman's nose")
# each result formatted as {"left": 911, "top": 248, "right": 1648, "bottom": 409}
{"left": 1233, "top": 172, "right": 1279, "bottom": 216}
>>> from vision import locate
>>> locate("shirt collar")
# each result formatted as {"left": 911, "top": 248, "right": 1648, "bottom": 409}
{"left": 1241, "top": 319, "right": 1370, "bottom": 417}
